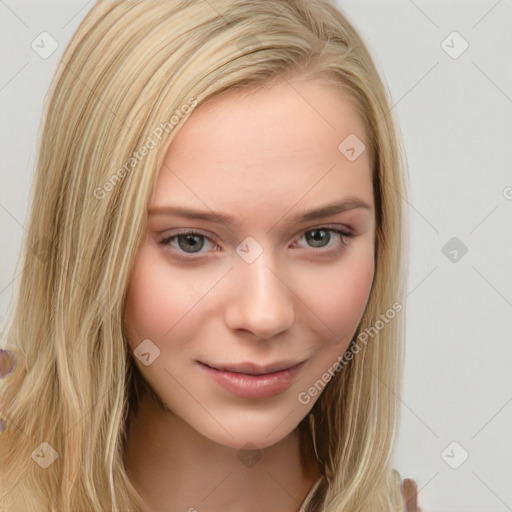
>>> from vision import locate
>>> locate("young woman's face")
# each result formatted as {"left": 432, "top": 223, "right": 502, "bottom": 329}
{"left": 124, "top": 77, "right": 375, "bottom": 449}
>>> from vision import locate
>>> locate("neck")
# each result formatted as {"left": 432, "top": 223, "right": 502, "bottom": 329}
{"left": 124, "top": 392, "right": 321, "bottom": 512}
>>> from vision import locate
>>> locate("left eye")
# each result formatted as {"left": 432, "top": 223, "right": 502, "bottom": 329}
{"left": 159, "top": 227, "right": 353, "bottom": 257}
{"left": 296, "top": 227, "right": 351, "bottom": 250}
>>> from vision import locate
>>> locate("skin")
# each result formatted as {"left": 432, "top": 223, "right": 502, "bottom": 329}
{"left": 401, "top": 478, "right": 422, "bottom": 511}
{"left": 123, "top": 76, "right": 419, "bottom": 511}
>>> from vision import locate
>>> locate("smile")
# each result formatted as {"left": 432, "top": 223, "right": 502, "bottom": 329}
{"left": 197, "top": 360, "right": 305, "bottom": 399}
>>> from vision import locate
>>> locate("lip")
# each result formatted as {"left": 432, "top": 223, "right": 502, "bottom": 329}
{"left": 197, "top": 360, "right": 305, "bottom": 399}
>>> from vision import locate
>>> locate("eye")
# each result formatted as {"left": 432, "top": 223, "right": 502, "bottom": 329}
{"left": 159, "top": 231, "right": 217, "bottom": 256}
{"left": 295, "top": 226, "right": 354, "bottom": 252}
{"left": 158, "top": 225, "right": 354, "bottom": 260}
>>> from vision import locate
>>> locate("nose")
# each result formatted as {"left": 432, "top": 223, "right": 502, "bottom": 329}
{"left": 224, "top": 250, "right": 295, "bottom": 340}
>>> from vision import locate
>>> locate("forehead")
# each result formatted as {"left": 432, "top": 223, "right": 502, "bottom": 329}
{"left": 150, "top": 78, "right": 373, "bottom": 218}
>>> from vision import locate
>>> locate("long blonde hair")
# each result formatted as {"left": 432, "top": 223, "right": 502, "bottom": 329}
{"left": 0, "top": 1, "right": 408, "bottom": 510}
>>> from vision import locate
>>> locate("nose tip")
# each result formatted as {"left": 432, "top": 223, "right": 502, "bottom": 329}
{"left": 224, "top": 259, "right": 295, "bottom": 340}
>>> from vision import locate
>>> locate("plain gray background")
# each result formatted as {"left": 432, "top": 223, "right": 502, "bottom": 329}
{"left": 1, "top": 1, "right": 511, "bottom": 510}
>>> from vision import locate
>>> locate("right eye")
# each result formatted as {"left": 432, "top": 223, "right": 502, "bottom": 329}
{"left": 159, "top": 230, "right": 219, "bottom": 257}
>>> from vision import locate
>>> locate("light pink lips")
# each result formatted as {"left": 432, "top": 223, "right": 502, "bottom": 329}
{"left": 197, "top": 360, "right": 305, "bottom": 399}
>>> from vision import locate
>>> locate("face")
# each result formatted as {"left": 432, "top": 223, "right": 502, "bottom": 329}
{"left": 124, "top": 77, "right": 375, "bottom": 450}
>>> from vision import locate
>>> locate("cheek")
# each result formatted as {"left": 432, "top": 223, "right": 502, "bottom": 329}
{"left": 303, "top": 248, "right": 374, "bottom": 347}
{"left": 296, "top": 250, "right": 374, "bottom": 388}
{"left": 124, "top": 248, "right": 192, "bottom": 347}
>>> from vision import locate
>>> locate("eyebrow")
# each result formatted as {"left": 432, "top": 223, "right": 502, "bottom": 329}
{"left": 148, "top": 198, "right": 372, "bottom": 226}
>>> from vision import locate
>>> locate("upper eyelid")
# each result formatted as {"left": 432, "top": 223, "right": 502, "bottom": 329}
{"left": 164, "top": 222, "right": 353, "bottom": 236}
{"left": 162, "top": 224, "right": 353, "bottom": 241}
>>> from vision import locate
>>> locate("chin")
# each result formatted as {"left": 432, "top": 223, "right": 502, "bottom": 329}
{"left": 180, "top": 397, "right": 313, "bottom": 451}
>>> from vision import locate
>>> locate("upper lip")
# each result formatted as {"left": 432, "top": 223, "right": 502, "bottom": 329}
{"left": 200, "top": 360, "right": 304, "bottom": 376}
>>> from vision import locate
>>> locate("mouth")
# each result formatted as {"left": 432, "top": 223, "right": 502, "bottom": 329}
{"left": 197, "top": 360, "right": 306, "bottom": 399}
{"left": 198, "top": 360, "right": 304, "bottom": 376}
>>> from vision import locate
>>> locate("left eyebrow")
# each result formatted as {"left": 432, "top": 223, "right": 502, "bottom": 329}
{"left": 148, "top": 197, "right": 372, "bottom": 226}
{"left": 284, "top": 198, "right": 373, "bottom": 225}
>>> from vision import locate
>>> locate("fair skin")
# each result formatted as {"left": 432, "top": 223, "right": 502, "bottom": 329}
{"left": 123, "top": 76, "right": 419, "bottom": 511}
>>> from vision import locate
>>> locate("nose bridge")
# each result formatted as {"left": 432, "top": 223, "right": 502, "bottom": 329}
{"left": 224, "top": 241, "right": 295, "bottom": 338}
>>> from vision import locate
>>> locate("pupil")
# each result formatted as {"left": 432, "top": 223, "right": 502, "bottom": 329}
{"left": 178, "top": 234, "right": 204, "bottom": 253}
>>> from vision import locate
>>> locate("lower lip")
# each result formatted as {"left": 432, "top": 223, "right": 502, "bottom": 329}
{"left": 198, "top": 362, "right": 304, "bottom": 399}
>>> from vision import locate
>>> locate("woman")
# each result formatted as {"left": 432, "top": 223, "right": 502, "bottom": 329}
{"left": 0, "top": 1, "right": 420, "bottom": 510}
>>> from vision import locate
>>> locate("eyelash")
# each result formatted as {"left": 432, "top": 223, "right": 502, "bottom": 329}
{"left": 158, "top": 225, "right": 355, "bottom": 261}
